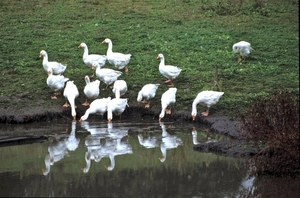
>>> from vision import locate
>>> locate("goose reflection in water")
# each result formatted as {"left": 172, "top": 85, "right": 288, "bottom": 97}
{"left": 159, "top": 122, "right": 183, "bottom": 162}
{"left": 81, "top": 121, "right": 108, "bottom": 173}
{"left": 81, "top": 121, "right": 132, "bottom": 172}
{"left": 137, "top": 133, "right": 159, "bottom": 149}
{"left": 43, "top": 121, "right": 80, "bottom": 175}
{"left": 103, "top": 122, "right": 132, "bottom": 171}
{"left": 192, "top": 127, "right": 217, "bottom": 145}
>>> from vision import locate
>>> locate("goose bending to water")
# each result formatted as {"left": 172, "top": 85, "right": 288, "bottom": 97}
{"left": 191, "top": 90, "right": 224, "bottom": 120}
{"left": 232, "top": 41, "right": 253, "bottom": 62}
{"left": 63, "top": 81, "right": 79, "bottom": 121}
{"left": 46, "top": 68, "right": 69, "bottom": 99}
{"left": 157, "top": 53, "right": 181, "bottom": 87}
{"left": 102, "top": 38, "right": 131, "bottom": 72}
{"left": 107, "top": 98, "right": 129, "bottom": 122}
{"left": 92, "top": 62, "right": 123, "bottom": 89}
{"left": 78, "top": 42, "right": 107, "bottom": 77}
{"left": 40, "top": 50, "right": 67, "bottom": 75}
{"left": 83, "top": 75, "right": 100, "bottom": 106}
{"left": 112, "top": 80, "right": 127, "bottom": 98}
{"left": 79, "top": 97, "right": 111, "bottom": 122}
{"left": 137, "top": 83, "right": 160, "bottom": 108}
{"left": 159, "top": 87, "right": 177, "bottom": 122}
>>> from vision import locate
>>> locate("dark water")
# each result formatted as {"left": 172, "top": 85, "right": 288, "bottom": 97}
{"left": 0, "top": 118, "right": 299, "bottom": 197}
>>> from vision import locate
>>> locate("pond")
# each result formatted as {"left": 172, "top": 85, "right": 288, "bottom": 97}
{"left": 0, "top": 118, "right": 299, "bottom": 197}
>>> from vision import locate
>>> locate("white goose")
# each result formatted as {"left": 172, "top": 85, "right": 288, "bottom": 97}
{"left": 79, "top": 97, "right": 111, "bottom": 122}
{"left": 191, "top": 90, "right": 224, "bottom": 120}
{"left": 157, "top": 53, "right": 182, "bottom": 87}
{"left": 82, "top": 75, "right": 100, "bottom": 106}
{"left": 78, "top": 42, "right": 107, "bottom": 76}
{"left": 137, "top": 83, "right": 160, "bottom": 108}
{"left": 159, "top": 87, "right": 177, "bottom": 122}
{"left": 112, "top": 80, "right": 127, "bottom": 98}
{"left": 107, "top": 98, "right": 129, "bottom": 122}
{"left": 92, "top": 62, "right": 123, "bottom": 89}
{"left": 232, "top": 41, "right": 253, "bottom": 61}
{"left": 63, "top": 81, "right": 79, "bottom": 121}
{"left": 102, "top": 38, "right": 131, "bottom": 72}
{"left": 39, "top": 50, "right": 67, "bottom": 75}
{"left": 46, "top": 67, "right": 69, "bottom": 99}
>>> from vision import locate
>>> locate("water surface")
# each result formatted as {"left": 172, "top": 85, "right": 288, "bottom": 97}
{"left": 0, "top": 118, "right": 298, "bottom": 197}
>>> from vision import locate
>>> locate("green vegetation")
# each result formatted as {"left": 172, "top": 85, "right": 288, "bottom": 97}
{"left": 0, "top": 0, "right": 298, "bottom": 119}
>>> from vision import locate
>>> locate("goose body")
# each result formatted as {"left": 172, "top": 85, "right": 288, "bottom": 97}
{"left": 191, "top": 90, "right": 224, "bottom": 119}
{"left": 92, "top": 62, "right": 123, "bottom": 89}
{"left": 46, "top": 68, "right": 69, "bottom": 99}
{"left": 112, "top": 80, "right": 127, "bottom": 98}
{"left": 63, "top": 81, "right": 79, "bottom": 121}
{"left": 78, "top": 43, "right": 107, "bottom": 76}
{"left": 137, "top": 83, "right": 160, "bottom": 108}
{"left": 107, "top": 98, "right": 128, "bottom": 122}
{"left": 79, "top": 97, "right": 111, "bottom": 121}
{"left": 232, "top": 41, "right": 253, "bottom": 61}
{"left": 40, "top": 50, "right": 67, "bottom": 75}
{"left": 159, "top": 87, "right": 177, "bottom": 122}
{"left": 157, "top": 53, "right": 181, "bottom": 87}
{"left": 83, "top": 75, "right": 100, "bottom": 106}
{"left": 102, "top": 38, "right": 131, "bottom": 72}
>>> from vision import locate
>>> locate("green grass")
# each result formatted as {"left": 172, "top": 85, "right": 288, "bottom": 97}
{"left": 0, "top": 0, "right": 298, "bottom": 118}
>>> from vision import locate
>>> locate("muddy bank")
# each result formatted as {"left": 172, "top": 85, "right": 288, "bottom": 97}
{"left": 0, "top": 103, "right": 257, "bottom": 157}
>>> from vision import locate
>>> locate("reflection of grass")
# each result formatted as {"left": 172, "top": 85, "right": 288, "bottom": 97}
{"left": 0, "top": 0, "right": 298, "bottom": 118}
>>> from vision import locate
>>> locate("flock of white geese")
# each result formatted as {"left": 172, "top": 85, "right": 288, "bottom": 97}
{"left": 40, "top": 39, "right": 253, "bottom": 122}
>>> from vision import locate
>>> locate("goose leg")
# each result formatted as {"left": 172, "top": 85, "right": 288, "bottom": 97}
{"left": 168, "top": 80, "right": 174, "bottom": 87}
{"left": 201, "top": 108, "right": 210, "bottom": 116}
{"left": 125, "top": 67, "right": 128, "bottom": 73}
{"left": 164, "top": 79, "right": 171, "bottom": 83}
{"left": 145, "top": 101, "right": 150, "bottom": 108}
{"left": 63, "top": 101, "right": 70, "bottom": 108}
{"left": 166, "top": 108, "right": 172, "bottom": 115}
{"left": 51, "top": 95, "right": 58, "bottom": 100}
{"left": 82, "top": 99, "right": 90, "bottom": 106}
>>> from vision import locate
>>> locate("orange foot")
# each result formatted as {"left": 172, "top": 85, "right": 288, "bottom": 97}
{"left": 145, "top": 103, "right": 150, "bottom": 108}
{"left": 82, "top": 101, "right": 89, "bottom": 106}
{"left": 164, "top": 79, "right": 171, "bottom": 83}
{"left": 201, "top": 112, "right": 209, "bottom": 116}
{"left": 125, "top": 67, "right": 128, "bottom": 73}
{"left": 165, "top": 109, "right": 172, "bottom": 115}
{"left": 63, "top": 102, "right": 70, "bottom": 108}
{"left": 51, "top": 96, "right": 58, "bottom": 100}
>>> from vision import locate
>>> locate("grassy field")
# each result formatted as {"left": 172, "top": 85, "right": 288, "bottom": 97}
{"left": 0, "top": 0, "right": 298, "bottom": 119}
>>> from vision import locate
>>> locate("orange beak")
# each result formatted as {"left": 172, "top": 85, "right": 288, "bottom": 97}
{"left": 108, "top": 118, "right": 112, "bottom": 122}
{"left": 78, "top": 44, "right": 82, "bottom": 48}
{"left": 102, "top": 40, "right": 106, "bottom": 44}
{"left": 192, "top": 116, "right": 196, "bottom": 121}
{"left": 39, "top": 53, "right": 42, "bottom": 57}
